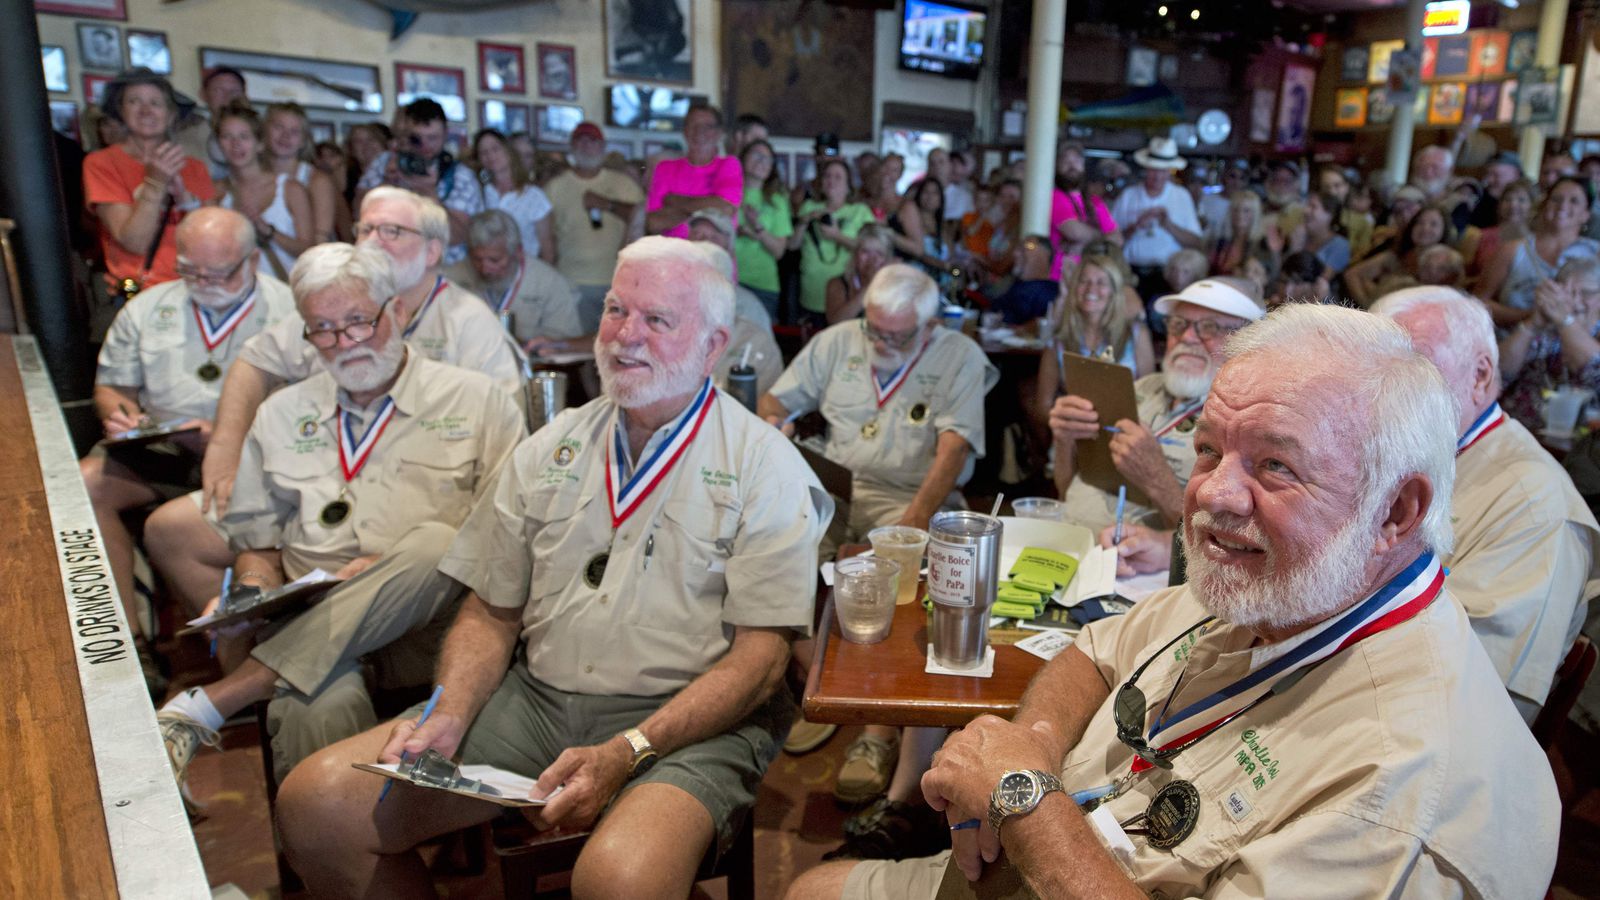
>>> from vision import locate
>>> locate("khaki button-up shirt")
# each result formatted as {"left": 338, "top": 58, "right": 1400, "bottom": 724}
{"left": 1061, "top": 583, "right": 1559, "bottom": 898}
{"left": 238, "top": 278, "right": 526, "bottom": 395}
{"left": 222, "top": 354, "right": 526, "bottom": 580}
{"left": 445, "top": 254, "right": 586, "bottom": 345}
{"left": 1450, "top": 415, "right": 1598, "bottom": 712}
{"left": 439, "top": 384, "right": 833, "bottom": 697}
{"left": 769, "top": 322, "right": 998, "bottom": 495}
{"left": 1062, "top": 372, "right": 1201, "bottom": 532}
{"left": 96, "top": 274, "right": 298, "bottom": 420}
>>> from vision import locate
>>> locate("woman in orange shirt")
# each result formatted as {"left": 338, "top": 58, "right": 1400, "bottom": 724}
{"left": 83, "top": 69, "right": 214, "bottom": 297}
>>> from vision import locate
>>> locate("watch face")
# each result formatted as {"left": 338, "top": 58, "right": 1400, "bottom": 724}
{"left": 631, "top": 752, "right": 658, "bottom": 778}
{"left": 999, "top": 771, "right": 1037, "bottom": 811}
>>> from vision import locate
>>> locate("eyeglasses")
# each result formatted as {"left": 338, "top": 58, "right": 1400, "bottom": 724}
{"left": 302, "top": 297, "right": 393, "bottom": 349}
{"left": 1165, "top": 315, "right": 1240, "bottom": 344}
{"left": 354, "top": 222, "right": 424, "bottom": 242}
{"left": 862, "top": 319, "right": 923, "bottom": 350}
{"left": 176, "top": 253, "right": 251, "bottom": 287}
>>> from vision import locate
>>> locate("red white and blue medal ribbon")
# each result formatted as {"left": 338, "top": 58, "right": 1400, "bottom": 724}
{"left": 1456, "top": 402, "right": 1505, "bottom": 456}
{"left": 495, "top": 262, "right": 524, "bottom": 315}
{"left": 190, "top": 287, "right": 258, "bottom": 352}
{"left": 1153, "top": 398, "right": 1205, "bottom": 438}
{"left": 605, "top": 378, "right": 717, "bottom": 528}
{"left": 338, "top": 397, "right": 396, "bottom": 482}
{"left": 871, "top": 338, "right": 930, "bottom": 409}
{"left": 403, "top": 276, "right": 447, "bottom": 338}
{"left": 1128, "top": 551, "right": 1444, "bottom": 774}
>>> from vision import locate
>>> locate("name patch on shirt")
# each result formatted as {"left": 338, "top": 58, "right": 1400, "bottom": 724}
{"left": 1235, "top": 729, "right": 1283, "bottom": 791}
{"left": 420, "top": 414, "right": 473, "bottom": 440}
{"left": 1222, "top": 790, "right": 1253, "bottom": 823}
{"left": 700, "top": 466, "right": 738, "bottom": 488}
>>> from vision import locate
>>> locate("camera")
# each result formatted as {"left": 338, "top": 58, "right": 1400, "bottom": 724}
{"left": 818, "top": 213, "right": 834, "bottom": 227}
{"left": 397, "top": 148, "right": 452, "bottom": 178}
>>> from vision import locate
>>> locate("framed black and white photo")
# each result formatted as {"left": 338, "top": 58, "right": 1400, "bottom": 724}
{"left": 478, "top": 42, "right": 526, "bottom": 94}
{"left": 396, "top": 63, "right": 467, "bottom": 123}
{"left": 41, "top": 46, "right": 69, "bottom": 94}
{"left": 309, "top": 121, "right": 336, "bottom": 143}
{"left": 535, "top": 104, "right": 585, "bottom": 144}
{"left": 604, "top": 0, "right": 692, "bottom": 85}
{"left": 78, "top": 23, "right": 123, "bottom": 71}
{"left": 200, "top": 48, "right": 383, "bottom": 115}
{"left": 537, "top": 43, "right": 578, "bottom": 101}
{"left": 49, "top": 101, "right": 79, "bottom": 140}
{"left": 480, "top": 99, "right": 531, "bottom": 135}
{"left": 37, "top": 0, "right": 125, "bottom": 20}
{"left": 126, "top": 30, "right": 170, "bottom": 75}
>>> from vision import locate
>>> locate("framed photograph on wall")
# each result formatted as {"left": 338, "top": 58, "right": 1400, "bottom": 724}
{"left": 1427, "top": 83, "right": 1465, "bottom": 125}
{"left": 1275, "top": 64, "right": 1315, "bottom": 152}
{"left": 604, "top": 0, "right": 692, "bottom": 84}
{"left": 1516, "top": 69, "right": 1559, "bottom": 126}
{"left": 1340, "top": 46, "right": 1369, "bottom": 82}
{"left": 1507, "top": 31, "right": 1537, "bottom": 72}
{"left": 1334, "top": 88, "right": 1367, "bottom": 128}
{"left": 41, "top": 46, "right": 68, "bottom": 94}
{"left": 1367, "top": 40, "right": 1405, "bottom": 85}
{"left": 83, "top": 73, "right": 111, "bottom": 104}
{"left": 1466, "top": 82, "right": 1501, "bottom": 123}
{"left": 49, "top": 101, "right": 79, "bottom": 140}
{"left": 200, "top": 48, "right": 383, "bottom": 114}
{"left": 536, "top": 43, "right": 578, "bottom": 101}
{"left": 1248, "top": 87, "right": 1275, "bottom": 143}
{"left": 126, "top": 30, "right": 171, "bottom": 75}
{"left": 535, "top": 104, "right": 585, "bottom": 144}
{"left": 36, "top": 0, "right": 125, "bottom": 20}
{"left": 480, "top": 99, "right": 531, "bottom": 135}
{"left": 478, "top": 42, "right": 526, "bottom": 94}
{"left": 396, "top": 63, "right": 467, "bottom": 122}
{"left": 1367, "top": 87, "right": 1396, "bottom": 125}
{"left": 77, "top": 23, "right": 123, "bottom": 71}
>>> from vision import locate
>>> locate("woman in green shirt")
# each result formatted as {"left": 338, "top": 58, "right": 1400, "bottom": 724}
{"left": 792, "top": 157, "right": 874, "bottom": 324}
{"left": 734, "top": 140, "right": 792, "bottom": 320}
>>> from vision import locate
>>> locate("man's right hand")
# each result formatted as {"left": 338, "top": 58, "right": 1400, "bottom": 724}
{"left": 1048, "top": 395, "right": 1100, "bottom": 444}
{"left": 1096, "top": 523, "right": 1174, "bottom": 578}
{"left": 102, "top": 407, "right": 145, "bottom": 438}
{"left": 763, "top": 414, "right": 797, "bottom": 438}
{"left": 200, "top": 444, "right": 242, "bottom": 516}
{"left": 379, "top": 709, "right": 469, "bottom": 765}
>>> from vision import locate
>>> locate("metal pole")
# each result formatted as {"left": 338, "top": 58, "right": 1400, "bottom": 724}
{"left": 1516, "top": 0, "right": 1570, "bottom": 180}
{"left": 1021, "top": 0, "right": 1067, "bottom": 236}
{"left": 0, "top": 0, "right": 93, "bottom": 404}
{"left": 1382, "top": 0, "right": 1430, "bottom": 188}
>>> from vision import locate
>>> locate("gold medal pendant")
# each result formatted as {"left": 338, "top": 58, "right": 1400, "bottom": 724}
{"left": 907, "top": 402, "right": 928, "bottom": 424}
{"left": 583, "top": 552, "right": 610, "bottom": 588}
{"left": 320, "top": 494, "right": 352, "bottom": 526}
{"left": 196, "top": 360, "right": 222, "bottom": 382}
{"left": 861, "top": 419, "right": 880, "bottom": 440}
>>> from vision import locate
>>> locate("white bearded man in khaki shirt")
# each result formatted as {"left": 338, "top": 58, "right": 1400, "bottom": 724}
{"left": 276, "top": 236, "right": 832, "bottom": 899}
{"left": 789, "top": 304, "right": 1560, "bottom": 900}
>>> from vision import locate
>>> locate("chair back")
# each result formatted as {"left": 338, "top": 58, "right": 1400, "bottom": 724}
{"left": 1531, "top": 635, "right": 1597, "bottom": 751}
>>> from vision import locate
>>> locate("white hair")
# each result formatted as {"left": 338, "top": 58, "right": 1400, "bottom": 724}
{"left": 863, "top": 263, "right": 941, "bottom": 325}
{"left": 360, "top": 185, "right": 449, "bottom": 245}
{"left": 1558, "top": 255, "right": 1600, "bottom": 286}
{"left": 614, "top": 235, "right": 734, "bottom": 333}
{"left": 290, "top": 242, "right": 397, "bottom": 309}
{"left": 1414, "top": 145, "right": 1454, "bottom": 169}
{"left": 176, "top": 206, "right": 255, "bottom": 257}
{"left": 1224, "top": 303, "right": 1457, "bottom": 556}
{"left": 467, "top": 209, "right": 521, "bottom": 252}
{"left": 1371, "top": 286, "right": 1498, "bottom": 386}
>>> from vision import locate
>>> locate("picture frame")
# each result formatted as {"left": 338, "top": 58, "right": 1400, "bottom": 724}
{"left": 41, "top": 45, "right": 69, "bottom": 94}
{"left": 1275, "top": 64, "right": 1315, "bottom": 152}
{"left": 604, "top": 0, "right": 692, "bottom": 84}
{"left": 200, "top": 48, "right": 383, "bottom": 115}
{"left": 1507, "top": 31, "right": 1537, "bottom": 73}
{"left": 77, "top": 23, "right": 123, "bottom": 71}
{"left": 1248, "top": 87, "right": 1275, "bottom": 143}
{"left": 1498, "top": 79, "right": 1519, "bottom": 123}
{"left": 1127, "top": 46, "right": 1158, "bottom": 87}
{"left": 1516, "top": 69, "right": 1559, "bottom": 126}
{"left": 1334, "top": 88, "right": 1367, "bottom": 129}
{"left": 83, "top": 73, "right": 111, "bottom": 105}
{"left": 126, "top": 29, "right": 171, "bottom": 76}
{"left": 1367, "top": 87, "right": 1396, "bottom": 125}
{"left": 535, "top": 103, "right": 585, "bottom": 144}
{"left": 1340, "top": 46, "right": 1369, "bottom": 83}
{"left": 1433, "top": 35, "right": 1472, "bottom": 79}
{"left": 536, "top": 43, "right": 578, "bottom": 101}
{"left": 1427, "top": 83, "right": 1465, "bottom": 126}
{"left": 308, "top": 121, "right": 336, "bottom": 144}
{"left": 1474, "top": 30, "right": 1509, "bottom": 79}
{"left": 478, "top": 41, "right": 526, "bottom": 94}
{"left": 1465, "top": 82, "right": 1501, "bottom": 124}
{"left": 395, "top": 62, "right": 467, "bottom": 123}
{"left": 49, "top": 100, "right": 79, "bottom": 140}
{"left": 773, "top": 151, "right": 791, "bottom": 187}
{"left": 1368, "top": 40, "right": 1405, "bottom": 85}
{"left": 479, "top": 99, "right": 532, "bottom": 135}
{"left": 36, "top": 0, "right": 125, "bottom": 20}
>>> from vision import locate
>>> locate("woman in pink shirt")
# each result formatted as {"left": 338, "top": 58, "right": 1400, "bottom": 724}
{"left": 645, "top": 105, "right": 743, "bottom": 238}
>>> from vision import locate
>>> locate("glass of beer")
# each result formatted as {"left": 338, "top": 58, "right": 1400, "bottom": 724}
{"left": 834, "top": 556, "right": 900, "bottom": 644}
{"left": 868, "top": 525, "right": 929, "bottom": 606}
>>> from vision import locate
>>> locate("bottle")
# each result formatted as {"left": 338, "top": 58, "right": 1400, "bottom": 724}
{"left": 588, "top": 205, "right": 604, "bottom": 229}
{"left": 727, "top": 364, "right": 758, "bottom": 411}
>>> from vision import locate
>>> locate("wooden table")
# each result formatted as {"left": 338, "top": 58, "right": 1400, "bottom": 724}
{"left": 802, "top": 589, "right": 1046, "bottom": 729}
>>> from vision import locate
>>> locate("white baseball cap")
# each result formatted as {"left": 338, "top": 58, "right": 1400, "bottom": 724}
{"left": 1154, "top": 278, "right": 1265, "bottom": 321}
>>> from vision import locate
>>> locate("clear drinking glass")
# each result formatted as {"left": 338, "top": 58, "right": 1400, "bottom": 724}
{"left": 834, "top": 556, "right": 901, "bottom": 644}
{"left": 1011, "top": 497, "right": 1066, "bottom": 521}
{"left": 868, "top": 525, "right": 928, "bottom": 606}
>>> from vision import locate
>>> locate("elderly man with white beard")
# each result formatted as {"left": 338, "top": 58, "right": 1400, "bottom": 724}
{"left": 154, "top": 242, "right": 525, "bottom": 808}
{"left": 142, "top": 186, "right": 525, "bottom": 621}
{"left": 83, "top": 207, "right": 297, "bottom": 691}
{"left": 1050, "top": 278, "right": 1264, "bottom": 532}
{"left": 274, "top": 236, "right": 832, "bottom": 899}
{"left": 786, "top": 303, "right": 1561, "bottom": 900}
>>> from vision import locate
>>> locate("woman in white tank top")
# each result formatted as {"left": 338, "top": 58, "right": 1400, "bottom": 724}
{"left": 265, "top": 103, "right": 344, "bottom": 243}
{"left": 213, "top": 102, "right": 312, "bottom": 279}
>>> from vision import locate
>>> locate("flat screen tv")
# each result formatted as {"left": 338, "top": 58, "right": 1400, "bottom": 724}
{"left": 899, "top": 0, "right": 986, "bottom": 80}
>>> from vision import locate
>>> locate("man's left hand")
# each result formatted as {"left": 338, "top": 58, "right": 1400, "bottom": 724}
{"left": 527, "top": 737, "right": 632, "bottom": 830}
{"left": 332, "top": 554, "right": 381, "bottom": 581}
{"left": 1108, "top": 419, "right": 1168, "bottom": 494}
{"left": 922, "top": 716, "right": 1064, "bottom": 882}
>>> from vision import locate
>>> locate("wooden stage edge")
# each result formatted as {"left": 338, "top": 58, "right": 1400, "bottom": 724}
{"left": 2, "top": 336, "right": 208, "bottom": 898}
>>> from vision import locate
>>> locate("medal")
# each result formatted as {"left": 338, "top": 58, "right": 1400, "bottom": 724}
{"left": 907, "top": 402, "right": 928, "bottom": 424}
{"left": 1126, "top": 780, "right": 1201, "bottom": 850}
{"left": 320, "top": 498, "right": 352, "bottom": 526}
{"left": 191, "top": 289, "right": 257, "bottom": 372}
{"left": 861, "top": 420, "right": 880, "bottom": 440}
{"left": 1154, "top": 398, "right": 1204, "bottom": 438}
{"left": 583, "top": 553, "right": 609, "bottom": 588}
{"left": 605, "top": 378, "right": 716, "bottom": 529}
{"left": 196, "top": 360, "right": 222, "bottom": 382}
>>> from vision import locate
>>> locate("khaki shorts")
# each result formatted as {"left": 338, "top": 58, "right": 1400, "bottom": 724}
{"left": 842, "top": 850, "right": 954, "bottom": 900}
{"left": 411, "top": 664, "right": 795, "bottom": 859}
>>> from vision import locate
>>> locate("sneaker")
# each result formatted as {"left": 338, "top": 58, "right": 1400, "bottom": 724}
{"left": 783, "top": 717, "right": 838, "bottom": 754}
{"left": 157, "top": 709, "right": 220, "bottom": 814}
{"left": 833, "top": 733, "right": 898, "bottom": 803}
{"left": 822, "top": 797, "right": 952, "bottom": 861}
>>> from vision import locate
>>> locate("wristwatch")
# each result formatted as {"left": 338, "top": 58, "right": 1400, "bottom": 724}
{"left": 621, "top": 727, "right": 659, "bottom": 779}
{"left": 988, "top": 769, "right": 1065, "bottom": 835}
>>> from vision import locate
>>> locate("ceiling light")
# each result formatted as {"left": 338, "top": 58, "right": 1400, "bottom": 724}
{"left": 1190, "top": 8, "right": 1200, "bottom": 19}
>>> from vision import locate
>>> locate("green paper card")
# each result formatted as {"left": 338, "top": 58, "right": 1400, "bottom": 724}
{"left": 1009, "top": 547, "right": 1079, "bottom": 590}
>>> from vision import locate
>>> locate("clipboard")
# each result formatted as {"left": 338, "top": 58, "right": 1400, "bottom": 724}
{"left": 794, "top": 441, "right": 853, "bottom": 503}
{"left": 352, "top": 749, "right": 557, "bottom": 808}
{"left": 934, "top": 853, "right": 1035, "bottom": 900}
{"left": 176, "top": 576, "right": 344, "bottom": 636}
{"left": 1057, "top": 352, "right": 1149, "bottom": 510}
{"left": 101, "top": 418, "right": 202, "bottom": 449}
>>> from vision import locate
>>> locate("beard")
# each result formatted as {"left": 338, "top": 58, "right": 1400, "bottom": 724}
{"left": 595, "top": 335, "right": 707, "bottom": 409}
{"left": 1183, "top": 504, "right": 1372, "bottom": 637}
{"left": 1411, "top": 175, "right": 1449, "bottom": 199}
{"left": 324, "top": 335, "right": 406, "bottom": 394}
{"left": 870, "top": 346, "right": 908, "bottom": 374}
{"left": 388, "top": 244, "right": 428, "bottom": 293}
{"left": 191, "top": 277, "right": 253, "bottom": 311}
{"left": 1161, "top": 347, "right": 1218, "bottom": 400}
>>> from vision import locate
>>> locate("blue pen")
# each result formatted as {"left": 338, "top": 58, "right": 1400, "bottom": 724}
{"left": 380, "top": 684, "right": 445, "bottom": 803}
{"left": 211, "top": 566, "right": 232, "bottom": 657}
{"left": 950, "top": 818, "right": 981, "bottom": 832}
{"left": 782, "top": 408, "right": 805, "bottom": 427}
{"left": 1113, "top": 485, "right": 1128, "bottom": 545}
